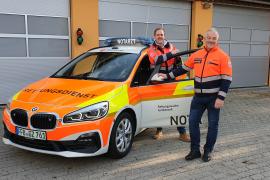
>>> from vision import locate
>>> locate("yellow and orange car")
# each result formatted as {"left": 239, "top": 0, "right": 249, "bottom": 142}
{"left": 2, "top": 38, "right": 195, "bottom": 158}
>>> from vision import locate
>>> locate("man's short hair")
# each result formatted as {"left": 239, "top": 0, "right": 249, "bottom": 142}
{"left": 205, "top": 28, "right": 220, "bottom": 40}
{"left": 154, "top": 27, "right": 165, "bottom": 35}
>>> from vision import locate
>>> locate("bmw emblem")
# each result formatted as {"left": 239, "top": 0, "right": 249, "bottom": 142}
{"left": 31, "top": 107, "right": 39, "bottom": 112}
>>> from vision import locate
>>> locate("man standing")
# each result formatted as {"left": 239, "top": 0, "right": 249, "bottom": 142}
{"left": 147, "top": 27, "right": 190, "bottom": 142}
{"left": 159, "top": 28, "right": 232, "bottom": 162}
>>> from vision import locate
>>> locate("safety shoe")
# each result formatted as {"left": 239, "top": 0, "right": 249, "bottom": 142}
{"left": 185, "top": 150, "right": 201, "bottom": 161}
{"left": 152, "top": 130, "right": 163, "bottom": 139}
{"left": 179, "top": 133, "right": 190, "bottom": 142}
{"left": 202, "top": 151, "right": 212, "bottom": 162}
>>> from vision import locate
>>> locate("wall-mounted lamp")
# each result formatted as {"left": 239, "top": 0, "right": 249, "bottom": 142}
{"left": 201, "top": 0, "right": 213, "bottom": 9}
{"left": 76, "top": 28, "right": 84, "bottom": 45}
{"left": 197, "top": 34, "right": 204, "bottom": 48}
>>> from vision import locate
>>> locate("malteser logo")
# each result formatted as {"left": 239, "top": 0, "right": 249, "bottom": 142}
{"left": 23, "top": 88, "right": 95, "bottom": 98}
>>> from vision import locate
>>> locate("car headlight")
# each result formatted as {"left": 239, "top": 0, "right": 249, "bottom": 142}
{"left": 63, "top": 102, "right": 109, "bottom": 123}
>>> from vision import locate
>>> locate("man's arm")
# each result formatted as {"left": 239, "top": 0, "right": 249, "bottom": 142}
{"left": 167, "top": 66, "right": 189, "bottom": 79}
{"left": 166, "top": 53, "right": 195, "bottom": 79}
{"left": 217, "top": 55, "right": 233, "bottom": 101}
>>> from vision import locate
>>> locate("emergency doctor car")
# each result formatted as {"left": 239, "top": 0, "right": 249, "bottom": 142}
{"left": 2, "top": 38, "right": 196, "bottom": 158}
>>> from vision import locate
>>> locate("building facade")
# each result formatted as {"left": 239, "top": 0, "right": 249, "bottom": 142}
{"left": 0, "top": 0, "right": 269, "bottom": 104}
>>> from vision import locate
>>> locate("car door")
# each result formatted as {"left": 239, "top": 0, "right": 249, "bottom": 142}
{"left": 138, "top": 80, "right": 194, "bottom": 128}
{"left": 130, "top": 55, "right": 194, "bottom": 128}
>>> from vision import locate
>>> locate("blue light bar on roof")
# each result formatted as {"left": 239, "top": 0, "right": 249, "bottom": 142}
{"left": 105, "top": 37, "right": 154, "bottom": 46}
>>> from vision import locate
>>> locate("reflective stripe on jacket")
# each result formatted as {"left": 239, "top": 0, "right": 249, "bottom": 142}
{"left": 169, "top": 46, "right": 232, "bottom": 100}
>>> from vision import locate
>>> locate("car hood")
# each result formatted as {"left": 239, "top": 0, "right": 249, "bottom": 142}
{"left": 13, "top": 77, "right": 123, "bottom": 107}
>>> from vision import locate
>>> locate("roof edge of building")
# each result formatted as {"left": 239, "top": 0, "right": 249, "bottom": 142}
{"left": 214, "top": 0, "right": 270, "bottom": 9}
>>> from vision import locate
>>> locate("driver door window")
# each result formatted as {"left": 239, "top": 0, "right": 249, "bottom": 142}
{"left": 131, "top": 55, "right": 152, "bottom": 87}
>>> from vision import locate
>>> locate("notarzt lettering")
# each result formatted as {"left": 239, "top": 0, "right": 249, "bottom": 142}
{"left": 170, "top": 115, "right": 189, "bottom": 126}
{"left": 117, "top": 39, "right": 136, "bottom": 45}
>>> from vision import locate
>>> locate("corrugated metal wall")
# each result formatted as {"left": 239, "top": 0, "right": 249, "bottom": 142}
{"left": 213, "top": 5, "right": 270, "bottom": 88}
{"left": 0, "top": 0, "right": 70, "bottom": 104}
{"left": 98, "top": 0, "right": 191, "bottom": 51}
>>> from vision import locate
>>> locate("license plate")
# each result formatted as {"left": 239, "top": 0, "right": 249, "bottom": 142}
{"left": 16, "top": 127, "right": 47, "bottom": 140}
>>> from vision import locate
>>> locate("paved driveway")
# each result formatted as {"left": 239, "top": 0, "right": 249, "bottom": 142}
{"left": 1, "top": 87, "right": 270, "bottom": 180}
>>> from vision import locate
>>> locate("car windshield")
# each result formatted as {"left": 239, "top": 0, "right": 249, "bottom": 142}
{"left": 52, "top": 52, "right": 138, "bottom": 81}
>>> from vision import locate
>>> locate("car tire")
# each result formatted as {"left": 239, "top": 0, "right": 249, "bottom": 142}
{"left": 108, "top": 112, "right": 135, "bottom": 159}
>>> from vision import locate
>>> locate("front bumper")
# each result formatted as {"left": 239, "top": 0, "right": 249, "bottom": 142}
{"left": 2, "top": 106, "right": 115, "bottom": 157}
{"left": 3, "top": 123, "right": 108, "bottom": 157}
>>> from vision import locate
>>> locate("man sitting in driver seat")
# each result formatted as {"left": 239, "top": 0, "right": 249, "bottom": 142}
{"left": 147, "top": 27, "right": 190, "bottom": 142}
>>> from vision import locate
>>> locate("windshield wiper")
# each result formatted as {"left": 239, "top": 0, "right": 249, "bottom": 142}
{"left": 51, "top": 75, "right": 79, "bottom": 79}
{"left": 70, "top": 73, "right": 103, "bottom": 80}
{"left": 84, "top": 77, "right": 104, "bottom": 81}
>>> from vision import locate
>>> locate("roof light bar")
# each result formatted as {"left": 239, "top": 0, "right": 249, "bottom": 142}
{"left": 105, "top": 37, "right": 154, "bottom": 46}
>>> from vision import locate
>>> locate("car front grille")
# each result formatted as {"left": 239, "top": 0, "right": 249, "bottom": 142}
{"left": 30, "top": 114, "right": 57, "bottom": 130}
{"left": 10, "top": 109, "right": 28, "bottom": 127}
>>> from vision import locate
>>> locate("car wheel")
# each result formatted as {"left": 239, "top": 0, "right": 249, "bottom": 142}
{"left": 108, "top": 112, "right": 134, "bottom": 159}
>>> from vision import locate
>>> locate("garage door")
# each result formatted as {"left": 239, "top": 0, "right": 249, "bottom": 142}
{"left": 99, "top": 0, "right": 191, "bottom": 51}
{"left": 213, "top": 5, "right": 270, "bottom": 88}
{"left": 0, "top": 0, "right": 70, "bottom": 104}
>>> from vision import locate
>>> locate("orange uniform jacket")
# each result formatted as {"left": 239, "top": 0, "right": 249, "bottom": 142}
{"left": 168, "top": 46, "right": 232, "bottom": 100}
{"left": 148, "top": 41, "right": 177, "bottom": 73}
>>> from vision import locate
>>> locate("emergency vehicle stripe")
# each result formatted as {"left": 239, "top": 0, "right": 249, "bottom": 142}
{"left": 108, "top": 84, "right": 129, "bottom": 114}
{"left": 195, "top": 88, "right": 220, "bottom": 93}
{"left": 173, "top": 80, "right": 195, "bottom": 96}
{"left": 133, "top": 94, "right": 194, "bottom": 104}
